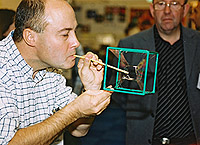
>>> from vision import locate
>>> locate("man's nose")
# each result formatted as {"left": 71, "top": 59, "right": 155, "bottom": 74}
{"left": 164, "top": 4, "right": 171, "bottom": 14}
{"left": 73, "top": 36, "right": 80, "bottom": 48}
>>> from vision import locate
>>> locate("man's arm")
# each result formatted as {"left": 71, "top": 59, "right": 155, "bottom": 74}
{"left": 66, "top": 52, "right": 111, "bottom": 137}
{"left": 8, "top": 98, "right": 78, "bottom": 145}
{"left": 67, "top": 90, "right": 111, "bottom": 137}
{"left": 8, "top": 52, "right": 111, "bottom": 145}
{"left": 68, "top": 116, "right": 95, "bottom": 137}
{"left": 8, "top": 90, "right": 111, "bottom": 145}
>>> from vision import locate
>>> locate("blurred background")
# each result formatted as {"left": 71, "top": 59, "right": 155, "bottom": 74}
{"left": 0, "top": 0, "right": 198, "bottom": 55}
{"left": 0, "top": 0, "right": 199, "bottom": 145}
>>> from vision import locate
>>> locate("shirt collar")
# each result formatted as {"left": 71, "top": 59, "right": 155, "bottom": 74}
{"left": 6, "top": 31, "right": 46, "bottom": 82}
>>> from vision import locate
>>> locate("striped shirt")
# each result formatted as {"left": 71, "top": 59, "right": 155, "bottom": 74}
{"left": 153, "top": 25, "right": 194, "bottom": 138}
{"left": 0, "top": 31, "right": 77, "bottom": 145}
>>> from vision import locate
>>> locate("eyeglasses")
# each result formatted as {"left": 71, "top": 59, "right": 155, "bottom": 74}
{"left": 153, "top": 1, "right": 186, "bottom": 11}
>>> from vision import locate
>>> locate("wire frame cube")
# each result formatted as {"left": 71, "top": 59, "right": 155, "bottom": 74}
{"left": 103, "top": 47, "right": 159, "bottom": 95}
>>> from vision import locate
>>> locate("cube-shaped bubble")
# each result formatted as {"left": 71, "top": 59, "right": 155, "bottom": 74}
{"left": 103, "top": 47, "right": 159, "bottom": 95}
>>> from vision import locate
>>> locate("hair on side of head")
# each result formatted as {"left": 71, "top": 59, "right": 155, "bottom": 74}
{"left": 13, "top": 0, "right": 48, "bottom": 42}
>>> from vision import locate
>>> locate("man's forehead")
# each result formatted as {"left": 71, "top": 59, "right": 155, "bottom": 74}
{"left": 44, "top": 0, "right": 75, "bottom": 21}
{"left": 154, "top": 0, "right": 185, "bottom": 2}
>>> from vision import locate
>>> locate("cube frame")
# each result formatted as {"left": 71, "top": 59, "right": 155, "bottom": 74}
{"left": 103, "top": 47, "right": 159, "bottom": 95}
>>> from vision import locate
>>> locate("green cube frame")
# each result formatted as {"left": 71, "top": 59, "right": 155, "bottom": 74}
{"left": 103, "top": 47, "right": 159, "bottom": 95}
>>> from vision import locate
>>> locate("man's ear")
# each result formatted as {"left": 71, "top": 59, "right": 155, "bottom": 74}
{"left": 183, "top": 3, "right": 190, "bottom": 18}
{"left": 149, "top": 3, "right": 155, "bottom": 18}
{"left": 23, "top": 28, "right": 37, "bottom": 47}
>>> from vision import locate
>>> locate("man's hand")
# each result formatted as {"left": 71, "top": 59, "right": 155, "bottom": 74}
{"left": 77, "top": 52, "right": 104, "bottom": 90}
{"left": 67, "top": 89, "right": 112, "bottom": 137}
{"left": 74, "top": 90, "right": 112, "bottom": 117}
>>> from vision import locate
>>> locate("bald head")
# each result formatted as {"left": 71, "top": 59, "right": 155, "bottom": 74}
{"left": 13, "top": 0, "right": 74, "bottom": 42}
{"left": 44, "top": 0, "right": 75, "bottom": 25}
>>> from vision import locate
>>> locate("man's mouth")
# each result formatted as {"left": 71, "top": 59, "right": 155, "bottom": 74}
{"left": 163, "top": 17, "right": 172, "bottom": 21}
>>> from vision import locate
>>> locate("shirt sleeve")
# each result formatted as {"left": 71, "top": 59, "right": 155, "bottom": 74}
{"left": 0, "top": 82, "right": 19, "bottom": 145}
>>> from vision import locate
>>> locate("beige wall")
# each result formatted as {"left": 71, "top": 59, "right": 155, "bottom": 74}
{"left": 0, "top": 0, "right": 196, "bottom": 11}
{"left": 0, "top": 0, "right": 150, "bottom": 10}
{"left": 0, "top": 0, "right": 21, "bottom": 10}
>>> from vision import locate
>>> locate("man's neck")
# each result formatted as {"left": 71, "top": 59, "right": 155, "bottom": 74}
{"left": 15, "top": 40, "right": 49, "bottom": 72}
{"left": 157, "top": 26, "right": 181, "bottom": 45}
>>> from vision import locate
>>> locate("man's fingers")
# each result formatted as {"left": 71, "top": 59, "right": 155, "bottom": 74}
{"left": 77, "top": 58, "right": 84, "bottom": 69}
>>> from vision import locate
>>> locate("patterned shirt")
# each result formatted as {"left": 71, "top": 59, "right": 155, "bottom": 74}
{"left": 0, "top": 31, "right": 77, "bottom": 145}
{"left": 153, "top": 25, "right": 194, "bottom": 138}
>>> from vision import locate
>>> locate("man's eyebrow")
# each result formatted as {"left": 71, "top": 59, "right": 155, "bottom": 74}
{"left": 58, "top": 28, "right": 73, "bottom": 33}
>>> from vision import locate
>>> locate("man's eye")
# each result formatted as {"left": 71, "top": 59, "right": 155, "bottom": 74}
{"left": 158, "top": 2, "right": 165, "bottom": 5}
{"left": 63, "top": 34, "right": 69, "bottom": 37}
{"left": 171, "top": 2, "right": 178, "bottom": 5}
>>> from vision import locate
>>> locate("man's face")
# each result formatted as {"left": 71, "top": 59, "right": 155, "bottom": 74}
{"left": 190, "top": 2, "right": 200, "bottom": 30}
{"left": 150, "top": 0, "right": 189, "bottom": 34}
{"left": 35, "top": 0, "right": 80, "bottom": 70}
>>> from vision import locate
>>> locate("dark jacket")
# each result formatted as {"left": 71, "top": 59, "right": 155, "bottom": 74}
{"left": 114, "top": 25, "right": 200, "bottom": 145}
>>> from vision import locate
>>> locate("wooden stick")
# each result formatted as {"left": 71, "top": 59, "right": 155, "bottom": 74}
{"left": 74, "top": 54, "right": 129, "bottom": 74}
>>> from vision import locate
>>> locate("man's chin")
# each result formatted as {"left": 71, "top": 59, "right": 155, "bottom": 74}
{"left": 60, "top": 61, "right": 75, "bottom": 70}
{"left": 160, "top": 24, "right": 178, "bottom": 34}
{"left": 68, "top": 61, "right": 76, "bottom": 69}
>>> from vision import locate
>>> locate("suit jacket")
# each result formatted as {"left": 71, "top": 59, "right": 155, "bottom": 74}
{"left": 115, "top": 25, "right": 200, "bottom": 145}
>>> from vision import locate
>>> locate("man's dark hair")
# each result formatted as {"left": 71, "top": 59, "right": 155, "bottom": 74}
{"left": 13, "top": 0, "right": 48, "bottom": 42}
{"left": 0, "top": 9, "right": 15, "bottom": 40}
{"left": 184, "top": 0, "right": 188, "bottom": 4}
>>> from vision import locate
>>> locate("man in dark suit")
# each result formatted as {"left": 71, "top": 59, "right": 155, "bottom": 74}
{"left": 113, "top": 0, "right": 200, "bottom": 144}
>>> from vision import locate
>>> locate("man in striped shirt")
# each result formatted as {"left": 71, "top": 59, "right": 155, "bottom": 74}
{"left": 0, "top": 0, "right": 112, "bottom": 144}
